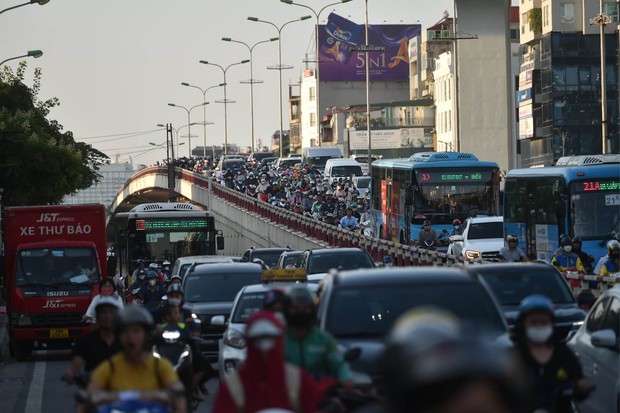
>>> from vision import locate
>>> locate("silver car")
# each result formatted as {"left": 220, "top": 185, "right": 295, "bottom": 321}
{"left": 567, "top": 285, "right": 620, "bottom": 413}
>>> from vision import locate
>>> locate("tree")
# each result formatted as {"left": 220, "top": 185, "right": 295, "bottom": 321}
{"left": 0, "top": 62, "right": 108, "bottom": 206}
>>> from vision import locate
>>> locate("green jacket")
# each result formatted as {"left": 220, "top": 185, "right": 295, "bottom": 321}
{"left": 285, "top": 327, "right": 352, "bottom": 382}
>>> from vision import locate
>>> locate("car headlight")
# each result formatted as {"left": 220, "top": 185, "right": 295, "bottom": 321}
{"left": 11, "top": 311, "right": 32, "bottom": 326}
{"left": 223, "top": 329, "right": 246, "bottom": 349}
{"left": 465, "top": 250, "right": 481, "bottom": 260}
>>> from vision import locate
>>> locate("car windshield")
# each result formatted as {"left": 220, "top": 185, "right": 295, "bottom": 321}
{"left": 16, "top": 247, "right": 98, "bottom": 286}
{"left": 253, "top": 251, "right": 287, "bottom": 268}
{"left": 478, "top": 268, "right": 576, "bottom": 306}
{"left": 308, "top": 252, "right": 374, "bottom": 274}
{"left": 183, "top": 271, "right": 262, "bottom": 303}
{"left": 281, "top": 253, "right": 301, "bottom": 268}
{"left": 467, "top": 222, "right": 504, "bottom": 239}
{"left": 332, "top": 165, "right": 363, "bottom": 177}
{"left": 308, "top": 156, "right": 338, "bottom": 169}
{"left": 356, "top": 178, "right": 371, "bottom": 189}
{"left": 327, "top": 283, "right": 505, "bottom": 338}
{"left": 231, "top": 292, "right": 267, "bottom": 323}
{"left": 223, "top": 161, "right": 245, "bottom": 170}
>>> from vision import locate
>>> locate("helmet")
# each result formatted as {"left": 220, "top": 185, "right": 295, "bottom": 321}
{"left": 423, "top": 220, "right": 431, "bottom": 226}
{"left": 263, "top": 288, "right": 286, "bottom": 309}
{"left": 283, "top": 285, "right": 315, "bottom": 313}
{"left": 95, "top": 296, "right": 122, "bottom": 313}
{"left": 114, "top": 306, "right": 154, "bottom": 332}
{"left": 452, "top": 219, "right": 461, "bottom": 226}
{"left": 167, "top": 283, "right": 184, "bottom": 295}
{"left": 608, "top": 240, "right": 620, "bottom": 254}
{"left": 146, "top": 270, "right": 158, "bottom": 279}
{"left": 560, "top": 236, "right": 572, "bottom": 246}
{"left": 506, "top": 234, "right": 518, "bottom": 243}
{"left": 350, "top": 202, "right": 358, "bottom": 209}
{"left": 137, "top": 259, "right": 145, "bottom": 265}
{"left": 169, "top": 275, "right": 182, "bottom": 283}
{"left": 137, "top": 269, "right": 148, "bottom": 279}
{"left": 149, "top": 263, "right": 158, "bottom": 270}
{"left": 572, "top": 236, "right": 582, "bottom": 244}
{"left": 576, "top": 291, "right": 596, "bottom": 308}
{"left": 246, "top": 311, "right": 284, "bottom": 339}
{"left": 516, "top": 294, "right": 553, "bottom": 323}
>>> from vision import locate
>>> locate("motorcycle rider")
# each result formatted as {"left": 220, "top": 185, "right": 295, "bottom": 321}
{"left": 512, "top": 295, "right": 594, "bottom": 413}
{"left": 310, "top": 193, "right": 325, "bottom": 219}
{"left": 499, "top": 235, "right": 527, "bottom": 263}
{"left": 62, "top": 296, "right": 122, "bottom": 385}
{"left": 339, "top": 207, "right": 360, "bottom": 230}
{"left": 571, "top": 237, "right": 593, "bottom": 273}
{"left": 598, "top": 240, "right": 619, "bottom": 287}
{"left": 450, "top": 219, "right": 462, "bottom": 236}
{"left": 130, "top": 259, "right": 146, "bottom": 283}
{"left": 283, "top": 286, "right": 354, "bottom": 388}
{"left": 135, "top": 271, "right": 167, "bottom": 312}
{"left": 83, "top": 277, "right": 124, "bottom": 323}
{"left": 88, "top": 306, "right": 186, "bottom": 413}
{"left": 128, "top": 268, "right": 148, "bottom": 302}
{"left": 551, "top": 237, "right": 584, "bottom": 288}
{"left": 416, "top": 220, "right": 438, "bottom": 249}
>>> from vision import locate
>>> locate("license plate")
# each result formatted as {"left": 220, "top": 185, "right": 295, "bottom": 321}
{"left": 50, "top": 328, "right": 69, "bottom": 339}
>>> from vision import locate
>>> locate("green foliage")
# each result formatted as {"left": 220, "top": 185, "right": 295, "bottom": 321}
{"left": 0, "top": 62, "right": 109, "bottom": 206}
{"left": 529, "top": 8, "right": 542, "bottom": 35}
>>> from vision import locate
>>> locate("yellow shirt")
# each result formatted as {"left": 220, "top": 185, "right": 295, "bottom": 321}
{"left": 91, "top": 353, "right": 179, "bottom": 391}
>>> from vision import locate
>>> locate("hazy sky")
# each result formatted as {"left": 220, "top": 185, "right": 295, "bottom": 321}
{"left": 3, "top": 0, "right": 455, "bottom": 166}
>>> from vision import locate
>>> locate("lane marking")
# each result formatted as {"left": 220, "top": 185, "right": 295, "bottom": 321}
{"left": 25, "top": 356, "right": 46, "bottom": 413}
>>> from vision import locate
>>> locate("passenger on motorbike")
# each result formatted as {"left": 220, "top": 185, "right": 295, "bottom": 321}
{"left": 63, "top": 296, "right": 122, "bottom": 385}
{"left": 283, "top": 286, "right": 353, "bottom": 389}
{"left": 88, "top": 306, "right": 186, "bottom": 413}
{"left": 499, "top": 235, "right": 527, "bottom": 263}
{"left": 339, "top": 208, "right": 360, "bottom": 230}
{"left": 512, "top": 295, "right": 594, "bottom": 413}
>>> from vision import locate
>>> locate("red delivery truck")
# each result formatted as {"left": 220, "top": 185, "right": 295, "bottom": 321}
{"left": 3, "top": 204, "right": 107, "bottom": 360}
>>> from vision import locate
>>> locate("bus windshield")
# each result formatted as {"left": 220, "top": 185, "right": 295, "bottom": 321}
{"left": 16, "top": 247, "right": 98, "bottom": 286}
{"left": 571, "top": 179, "right": 620, "bottom": 239}
{"left": 130, "top": 230, "right": 209, "bottom": 262}
{"left": 415, "top": 182, "right": 496, "bottom": 223}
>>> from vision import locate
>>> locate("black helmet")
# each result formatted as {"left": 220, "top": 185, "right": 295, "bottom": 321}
{"left": 167, "top": 283, "right": 184, "bottom": 295}
{"left": 572, "top": 236, "right": 582, "bottom": 244}
{"left": 114, "top": 306, "right": 154, "bottom": 333}
{"left": 283, "top": 285, "right": 315, "bottom": 310}
{"left": 423, "top": 220, "right": 431, "bottom": 226}
{"left": 576, "top": 291, "right": 596, "bottom": 308}
{"left": 560, "top": 236, "right": 572, "bottom": 246}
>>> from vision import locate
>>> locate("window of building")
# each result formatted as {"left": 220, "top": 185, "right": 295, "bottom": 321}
{"left": 604, "top": 2, "right": 619, "bottom": 21}
{"left": 309, "top": 87, "right": 316, "bottom": 102}
{"left": 448, "top": 110, "right": 452, "bottom": 132}
{"left": 560, "top": 2, "right": 575, "bottom": 24}
{"left": 543, "top": 5, "right": 549, "bottom": 27}
{"left": 309, "top": 112, "right": 317, "bottom": 127}
{"left": 510, "top": 28, "right": 519, "bottom": 41}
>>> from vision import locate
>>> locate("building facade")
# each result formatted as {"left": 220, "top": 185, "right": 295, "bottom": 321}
{"left": 63, "top": 163, "right": 135, "bottom": 207}
{"left": 433, "top": 52, "right": 456, "bottom": 151}
{"left": 518, "top": 0, "right": 619, "bottom": 167}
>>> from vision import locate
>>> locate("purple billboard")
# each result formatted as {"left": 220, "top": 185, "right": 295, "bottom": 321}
{"left": 318, "top": 13, "right": 421, "bottom": 82}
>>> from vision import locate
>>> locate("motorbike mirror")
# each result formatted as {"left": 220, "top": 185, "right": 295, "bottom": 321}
{"left": 210, "top": 315, "right": 226, "bottom": 326}
{"left": 449, "top": 235, "right": 464, "bottom": 242}
{"left": 344, "top": 347, "right": 362, "bottom": 362}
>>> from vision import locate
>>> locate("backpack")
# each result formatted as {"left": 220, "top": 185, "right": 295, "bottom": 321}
{"left": 224, "top": 363, "right": 301, "bottom": 413}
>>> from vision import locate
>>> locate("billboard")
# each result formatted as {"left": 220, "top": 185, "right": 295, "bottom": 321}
{"left": 519, "top": 116, "right": 534, "bottom": 139}
{"left": 349, "top": 128, "right": 429, "bottom": 150}
{"left": 318, "top": 13, "right": 421, "bottom": 81}
{"left": 517, "top": 88, "right": 533, "bottom": 104}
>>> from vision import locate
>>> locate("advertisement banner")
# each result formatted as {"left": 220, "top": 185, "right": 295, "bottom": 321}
{"left": 518, "top": 70, "right": 533, "bottom": 88}
{"left": 518, "top": 104, "right": 532, "bottom": 119}
{"left": 319, "top": 13, "right": 421, "bottom": 81}
{"left": 517, "top": 88, "right": 533, "bottom": 104}
{"left": 519, "top": 116, "right": 534, "bottom": 139}
{"left": 349, "top": 128, "right": 429, "bottom": 150}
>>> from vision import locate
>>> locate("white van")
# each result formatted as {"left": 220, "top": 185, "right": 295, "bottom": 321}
{"left": 301, "top": 147, "right": 343, "bottom": 170}
{"left": 324, "top": 158, "right": 364, "bottom": 186}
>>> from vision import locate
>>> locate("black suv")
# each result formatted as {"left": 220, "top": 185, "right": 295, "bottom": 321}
{"left": 240, "top": 247, "right": 292, "bottom": 269}
{"left": 316, "top": 267, "right": 509, "bottom": 387}
{"left": 296, "top": 247, "right": 375, "bottom": 275}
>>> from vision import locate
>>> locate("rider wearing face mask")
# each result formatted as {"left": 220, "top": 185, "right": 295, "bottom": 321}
{"left": 512, "top": 295, "right": 593, "bottom": 413}
{"left": 283, "top": 286, "right": 353, "bottom": 389}
{"left": 551, "top": 237, "right": 585, "bottom": 288}
{"left": 213, "top": 311, "right": 321, "bottom": 413}
{"left": 83, "top": 278, "right": 124, "bottom": 323}
{"left": 136, "top": 271, "right": 166, "bottom": 310}
{"left": 450, "top": 219, "right": 462, "bottom": 236}
{"left": 416, "top": 220, "right": 438, "bottom": 248}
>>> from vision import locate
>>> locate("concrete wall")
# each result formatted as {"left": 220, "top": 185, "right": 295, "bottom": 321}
{"left": 457, "top": 0, "right": 514, "bottom": 172}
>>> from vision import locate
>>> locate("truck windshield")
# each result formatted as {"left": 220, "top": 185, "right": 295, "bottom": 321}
{"left": 16, "top": 247, "right": 98, "bottom": 286}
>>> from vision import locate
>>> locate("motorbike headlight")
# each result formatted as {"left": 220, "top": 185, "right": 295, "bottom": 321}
{"left": 465, "top": 250, "right": 481, "bottom": 260}
{"left": 11, "top": 311, "right": 32, "bottom": 326}
{"left": 224, "top": 329, "right": 247, "bottom": 349}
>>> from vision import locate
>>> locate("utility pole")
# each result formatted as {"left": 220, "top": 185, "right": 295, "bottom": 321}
{"left": 590, "top": 0, "right": 612, "bottom": 154}
{"left": 167, "top": 124, "right": 175, "bottom": 201}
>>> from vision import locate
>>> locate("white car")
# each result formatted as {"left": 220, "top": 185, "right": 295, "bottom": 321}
{"left": 170, "top": 255, "right": 234, "bottom": 280}
{"left": 447, "top": 216, "right": 505, "bottom": 262}
{"left": 568, "top": 285, "right": 620, "bottom": 413}
{"left": 352, "top": 176, "right": 371, "bottom": 198}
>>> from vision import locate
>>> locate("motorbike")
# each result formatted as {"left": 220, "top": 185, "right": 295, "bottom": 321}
{"left": 78, "top": 390, "right": 171, "bottom": 413}
{"left": 153, "top": 325, "right": 198, "bottom": 411}
{"left": 323, "top": 212, "right": 338, "bottom": 226}
{"left": 234, "top": 180, "right": 246, "bottom": 193}
{"left": 359, "top": 220, "right": 374, "bottom": 237}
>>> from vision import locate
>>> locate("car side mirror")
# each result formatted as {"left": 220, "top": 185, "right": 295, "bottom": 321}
{"left": 450, "top": 235, "right": 464, "bottom": 242}
{"left": 210, "top": 315, "right": 226, "bottom": 326}
{"left": 590, "top": 329, "right": 618, "bottom": 350}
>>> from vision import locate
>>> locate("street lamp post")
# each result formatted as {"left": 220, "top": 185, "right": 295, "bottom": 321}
{"left": 198, "top": 60, "right": 249, "bottom": 155}
{"left": 280, "top": 0, "right": 352, "bottom": 147}
{"left": 181, "top": 82, "right": 225, "bottom": 159}
{"left": 0, "top": 50, "right": 43, "bottom": 66}
{"left": 590, "top": 0, "right": 612, "bottom": 154}
{"left": 167, "top": 103, "right": 206, "bottom": 158}
{"left": 248, "top": 15, "right": 312, "bottom": 158}
{"left": 0, "top": 0, "right": 49, "bottom": 16}
{"left": 222, "top": 37, "right": 279, "bottom": 152}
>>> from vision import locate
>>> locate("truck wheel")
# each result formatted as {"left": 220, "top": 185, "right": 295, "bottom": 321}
{"left": 12, "top": 341, "right": 32, "bottom": 361}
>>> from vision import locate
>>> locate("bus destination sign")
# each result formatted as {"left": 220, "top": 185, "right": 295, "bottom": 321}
{"left": 580, "top": 180, "right": 620, "bottom": 192}
{"left": 418, "top": 170, "right": 493, "bottom": 183}
{"left": 136, "top": 219, "right": 209, "bottom": 231}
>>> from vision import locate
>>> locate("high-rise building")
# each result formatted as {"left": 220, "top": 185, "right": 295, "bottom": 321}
{"left": 63, "top": 163, "right": 135, "bottom": 208}
{"left": 518, "top": 0, "right": 619, "bottom": 167}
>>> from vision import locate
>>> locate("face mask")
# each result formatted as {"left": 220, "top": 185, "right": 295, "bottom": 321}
{"left": 168, "top": 298, "right": 182, "bottom": 306}
{"left": 611, "top": 252, "right": 620, "bottom": 259}
{"left": 253, "top": 337, "right": 277, "bottom": 352}
{"left": 148, "top": 279, "right": 157, "bottom": 286}
{"left": 454, "top": 225, "right": 460, "bottom": 230}
{"left": 101, "top": 286, "right": 114, "bottom": 296}
{"left": 424, "top": 226, "right": 430, "bottom": 231}
{"left": 526, "top": 326, "right": 553, "bottom": 343}
{"left": 563, "top": 245, "right": 572, "bottom": 252}
{"left": 138, "top": 274, "right": 146, "bottom": 280}
{"left": 286, "top": 312, "right": 314, "bottom": 328}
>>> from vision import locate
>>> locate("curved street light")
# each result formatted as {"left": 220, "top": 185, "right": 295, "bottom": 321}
{"left": 247, "top": 15, "right": 312, "bottom": 157}
{"left": 0, "top": 0, "right": 49, "bottom": 15}
{"left": 280, "top": 0, "right": 353, "bottom": 147}
{"left": 167, "top": 103, "right": 207, "bottom": 157}
{"left": 221, "top": 37, "right": 279, "bottom": 152}
{"left": 0, "top": 49, "right": 43, "bottom": 66}
{"left": 198, "top": 59, "right": 249, "bottom": 155}
{"left": 181, "top": 82, "right": 225, "bottom": 158}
